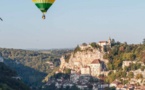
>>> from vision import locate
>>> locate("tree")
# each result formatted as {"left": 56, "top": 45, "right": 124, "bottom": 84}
{"left": 90, "top": 42, "right": 100, "bottom": 49}
{"left": 74, "top": 45, "right": 81, "bottom": 53}
{"left": 125, "top": 46, "right": 132, "bottom": 53}
{"left": 110, "top": 87, "right": 116, "bottom": 90}
{"left": 124, "top": 42, "right": 128, "bottom": 45}
{"left": 64, "top": 68, "right": 71, "bottom": 74}
{"left": 121, "top": 71, "right": 127, "bottom": 78}
{"left": 115, "top": 70, "right": 123, "bottom": 78}
{"left": 111, "top": 46, "right": 119, "bottom": 55}
{"left": 128, "top": 72, "right": 134, "bottom": 78}
{"left": 113, "top": 60, "right": 122, "bottom": 70}
{"left": 141, "top": 66, "right": 145, "bottom": 71}
{"left": 136, "top": 73, "right": 143, "bottom": 79}
{"left": 107, "top": 63, "right": 113, "bottom": 70}
{"left": 143, "top": 38, "right": 145, "bottom": 45}
{"left": 124, "top": 66, "right": 130, "bottom": 72}
{"left": 64, "top": 54, "right": 71, "bottom": 63}
{"left": 70, "top": 85, "right": 80, "bottom": 90}
{"left": 127, "top": 53, "right": 136, "bottom": 60}
{"left": 119, "top": 46, "right": 125, "bottom": 52}
{"left": 142, "top": 57, "right": 145, "bottom": 64}
{"left": 107, "top": 71, "right": 116, "bottom": 83}
{"left": 141, "top": 52, "right": 145, "bottom": 64}
{"left": 82, "top": 43, "right": 87, "bottom": 46}
{"left": 111, "top": 39, "right": 115, "bottom": 46}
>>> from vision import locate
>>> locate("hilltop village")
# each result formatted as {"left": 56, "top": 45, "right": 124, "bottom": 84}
{"left": 59, "top": 38, "right": 112, "bottom": 76}
{"left": 43, "top": 38, "right": 145, "bottom": 90}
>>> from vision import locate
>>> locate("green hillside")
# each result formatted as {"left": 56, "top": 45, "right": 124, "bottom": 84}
{"left": 0, "top": 62, "right": 31, "bottom": 90}
{"left": 103, "top": 42, "right": 145, "bottom": 83}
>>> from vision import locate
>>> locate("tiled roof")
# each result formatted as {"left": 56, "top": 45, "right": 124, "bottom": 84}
{"left": 99, "top": 41, "right": 108, "bottom": 43}
{"left": 111, "top": 81, "right": 120, "bottom": 85}
{"left": 83, "top": 66, "right": 90, "bottom": 68}
{"left": 91, "top": 59, "right": 101, "bottom": 64}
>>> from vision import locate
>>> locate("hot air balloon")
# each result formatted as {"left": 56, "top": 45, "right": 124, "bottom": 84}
{"left": 32, "top": 0, "right": 55, "bottom": 19}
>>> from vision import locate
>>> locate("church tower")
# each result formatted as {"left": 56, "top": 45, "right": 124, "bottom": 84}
{"left": 108, "top": 37, "right": 112, "bottom": 47}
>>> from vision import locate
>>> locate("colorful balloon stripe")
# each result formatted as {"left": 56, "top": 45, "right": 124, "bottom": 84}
{"left": 32, "top": 0, "right": 55, "bottom": 4}
{"left": 35, "top": 3, "right": 52, "bottom": 13}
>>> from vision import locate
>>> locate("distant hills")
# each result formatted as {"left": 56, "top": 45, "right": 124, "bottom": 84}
{"left": 0, "top": 48, "right": 72, "bottom": 89}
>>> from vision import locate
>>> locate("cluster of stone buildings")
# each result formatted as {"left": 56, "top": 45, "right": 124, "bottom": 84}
{"left": 45, "top": 73, "right": 109, "bottom": 90}
{"left": 78, "top": 38, "right": 112, "bottom": 76}
{"left": 46, "top": 71, "right": 145, "bottom": 90}
{"left": 109, "top": 61, "right": 145, "bottom": 90}
{"left": 79, "top": 37, "right": 112, "bottom": 52}
{"left": 60, "top": 38, "right": 112, "bottom": 77}
{"left": 122, "top": 61, "right": 137, "bottom": 69}
{"left": 122, "top": 60, "right": 145, "bottom": 78}
{"left": 110, "top": 80, "right": 145, "bottom": 90}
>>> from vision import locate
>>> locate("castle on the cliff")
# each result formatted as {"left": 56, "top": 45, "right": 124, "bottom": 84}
{"left": 79, "top": 37, "right": 112, "bottom": 52}
{"left": 98, "top": 37, "right": 112, "bottom": 51}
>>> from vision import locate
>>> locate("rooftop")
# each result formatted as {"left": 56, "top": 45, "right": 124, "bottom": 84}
{"left": 91, "top": 59, "right": 101, "bottom": 64}
{"left": 99, "top": 41, "right": 108, "bottom": 43}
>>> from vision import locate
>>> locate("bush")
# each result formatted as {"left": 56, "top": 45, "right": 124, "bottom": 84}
{"left": 74, "top": 46, "right": 81, "bottom": 53}
{"left": 90, "top": 42, "right": 101, "bottom": 49}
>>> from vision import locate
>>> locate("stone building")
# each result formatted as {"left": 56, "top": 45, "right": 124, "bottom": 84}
{"left": 80, "top": 59, "right": 104, "bottom": 77}
{"left": 98, "top": 38, "right": 112, "bottom": 51}
{"left": 80, "top": 66, "right": 90, "bottom": 75}
{"left": 89, "top": 59, "right": 102, "bottom": 76}
{"left": 122, "top": 61, "right": 137, "bottom": 69}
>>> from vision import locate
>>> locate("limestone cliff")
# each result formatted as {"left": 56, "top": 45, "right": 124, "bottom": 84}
{"left": 59, "top": 44, "right": 109, "bottom": 72}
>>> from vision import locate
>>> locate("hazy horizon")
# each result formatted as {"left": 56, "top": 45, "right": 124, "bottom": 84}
{"left": 0, "top": 0, "right": 145, "bottom": 49}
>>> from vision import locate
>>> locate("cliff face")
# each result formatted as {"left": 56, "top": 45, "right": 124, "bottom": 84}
{"left": 59, "top": 45, "right": 108, "bottom": 72}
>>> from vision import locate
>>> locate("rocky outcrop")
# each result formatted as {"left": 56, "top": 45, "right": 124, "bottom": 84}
{"left": 59, "top": 45, "right": 108, "bottom": 73}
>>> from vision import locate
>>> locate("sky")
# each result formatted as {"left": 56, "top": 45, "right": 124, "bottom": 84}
{"left": 0, "top": 0, "right": 145, "bottom": 49}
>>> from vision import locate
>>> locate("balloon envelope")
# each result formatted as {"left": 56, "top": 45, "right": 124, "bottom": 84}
{"left": 32, "top": 0, "right": 55, "bottom": 14}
